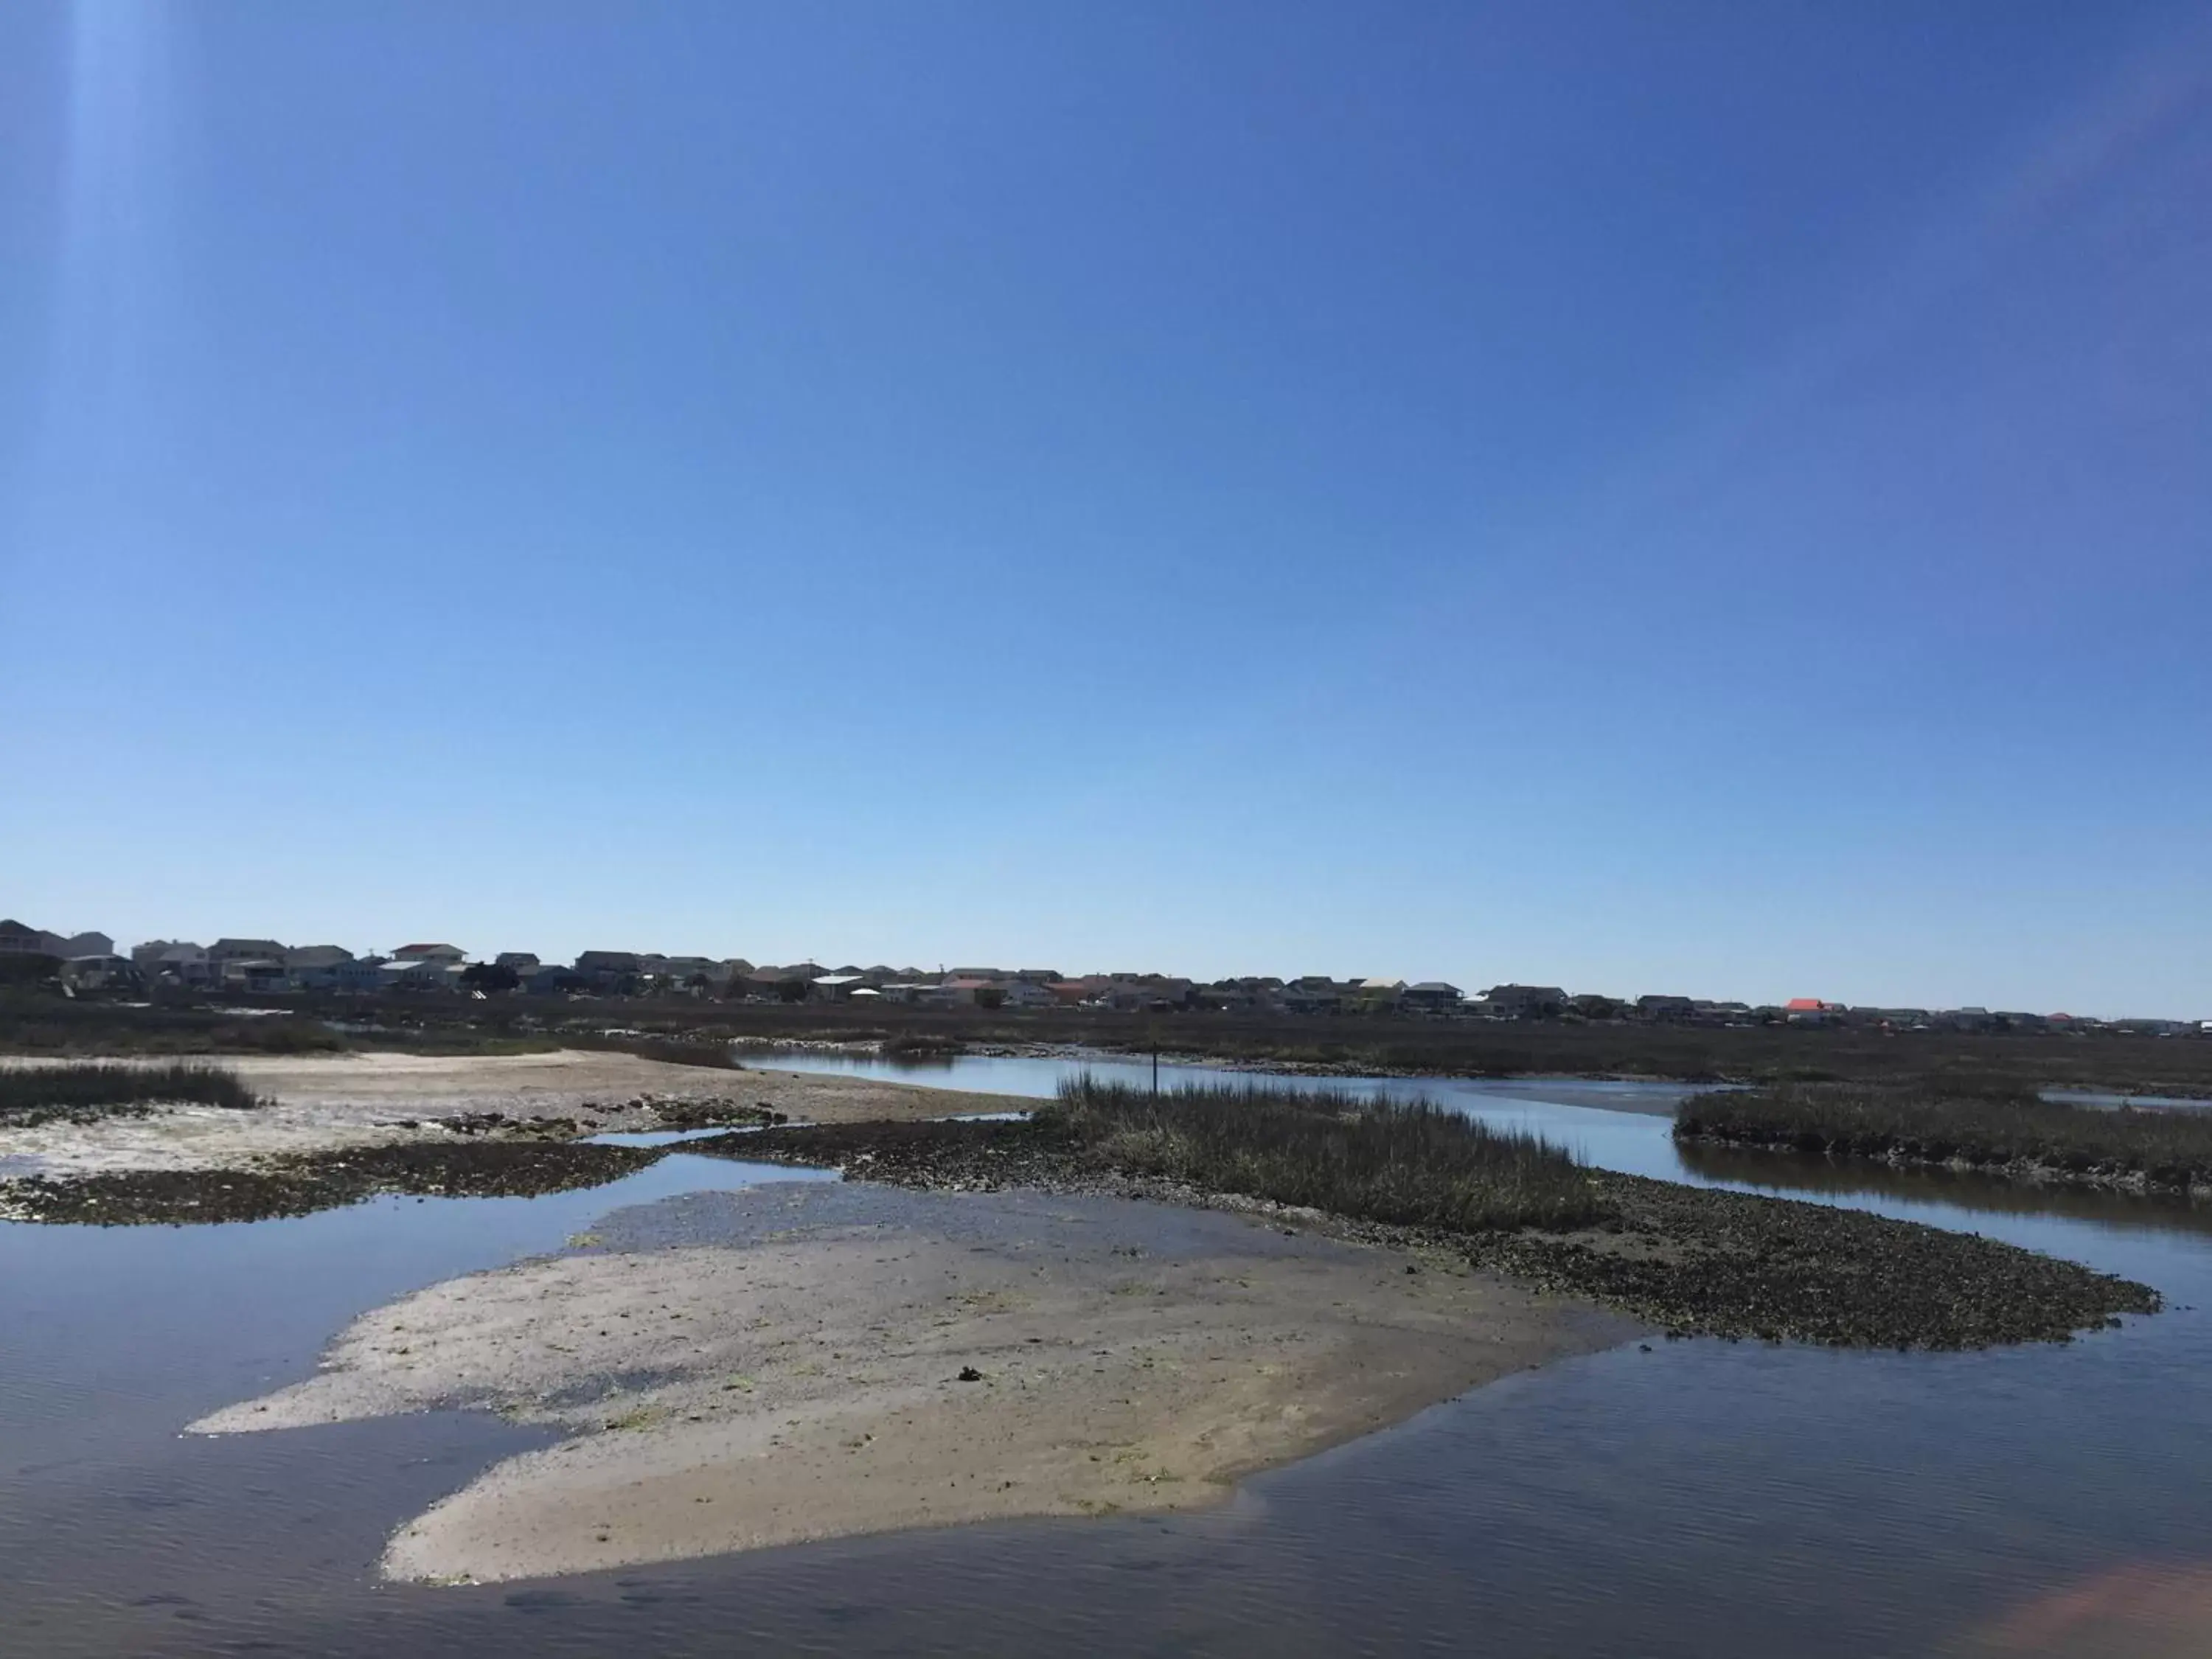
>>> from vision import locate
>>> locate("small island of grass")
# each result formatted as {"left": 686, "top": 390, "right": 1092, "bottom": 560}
{"left": 1676, "top": 1079, "right": 2212, "bottom": 1194}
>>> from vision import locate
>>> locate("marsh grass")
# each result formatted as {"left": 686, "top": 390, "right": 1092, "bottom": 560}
{"left": 1046, "top": 1077, "right": 1607, "bottom": 1231}
{"left": 1677, "top": 1080, "right": 2212, "bottom": 1189}
{"left": 0, "top": 1061, "right": 264, "bottom": 1127}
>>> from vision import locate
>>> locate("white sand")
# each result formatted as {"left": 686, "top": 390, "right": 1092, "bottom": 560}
{"left": 196, "top": 1188, "right": 1635, "bottom": 1584}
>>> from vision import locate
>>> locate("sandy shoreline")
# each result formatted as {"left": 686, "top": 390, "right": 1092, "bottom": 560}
{"left": 192, "top": 1180, "right": 1638, "bottom": 1584}
{"left": 0, "top": 1050, "right": 1020, "bottom": 1176}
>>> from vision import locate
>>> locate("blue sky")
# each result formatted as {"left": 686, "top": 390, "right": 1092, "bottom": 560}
{"left": 2, "top": 1, "right": 2207, "bottom": 1015}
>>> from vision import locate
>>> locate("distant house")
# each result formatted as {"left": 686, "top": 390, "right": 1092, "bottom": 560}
{"left": 810, "top": 973, "right": 867, "bottom": 1002}
{"left": 1401, "top": 981, "right": 1464, "bottom": 1015}
{"left": 939, "top": 976, "right": 1006, "bottom": 1008}
{"left": 642, "top": 956, "right": 731, "bottom": 992}
{"left": 1478, "top": 984, "right": 1568, "bottom": 1019}
{"left": 285, "top": 945, "right": 357, "bottom": 991}
{"left": 139, "top": 942, "right": 214, "bottom": 986}
{"left": 495, "top": 953, "right": 543, "bottom": 975}
{"left": 1784, "top": 998, "right": 1845, "bottom": 1026}
{"left": 526, "top": 963, "right": 586, "bottom": 995}
{"left": 1097, "top": 978, "right": 1194, "bottom": 1012}
{"left": 392, "top": 943, "right": 466, "bottom": 965}
{"left": 1636, "top": 995, "right": 1698, "bottom": 1022}
{"left": 574, "top": 950, "right": 641, "bottom": 991}
{"left": 209, "top": 942, "right": 290, "bottom": 982}
{"left": 217, "top": 953, "right": 291, "bottom": 993}
{"left": 998, "top": 980, "right": 1056, "bottom": 1009}
{"left": 1352, "top": 977, "right": 1408, "bottom": 1012}
{"left": 379, "top": 958, "right": 450, "bottom": 991}
{"left": 1280, "top": 978, "right": 1346, "bottom": 1016}
{"left": 332, "top": 958, "right": 386, "bottom": 994}
{"left": 4, "top": 922, "right": 115, "bottom": 959}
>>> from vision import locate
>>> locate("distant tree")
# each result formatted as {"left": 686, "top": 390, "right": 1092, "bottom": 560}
{"left": 461, "top": 962, "right": 520, "bottom": 993}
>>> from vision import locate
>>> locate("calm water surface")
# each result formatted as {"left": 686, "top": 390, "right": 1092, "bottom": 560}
{"left": 4, "top": 1071, "right": 2210, "bottom": 1656}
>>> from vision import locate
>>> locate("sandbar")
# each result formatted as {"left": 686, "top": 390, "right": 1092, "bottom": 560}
{"left": 194, "top": 1181, "right": 1637, "bottom": 1583}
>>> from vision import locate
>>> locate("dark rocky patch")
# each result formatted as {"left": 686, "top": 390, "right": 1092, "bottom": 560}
{"left": 647, "top": 1096, "right": 787, "bottom": 1130}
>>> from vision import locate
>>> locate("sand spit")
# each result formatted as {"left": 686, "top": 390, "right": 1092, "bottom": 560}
{"left": 193, "top": 1183, "right": 1635, "bottom": 1583}
{"left": 0, "top": 1051, "right": 1018, "bottom": 1177}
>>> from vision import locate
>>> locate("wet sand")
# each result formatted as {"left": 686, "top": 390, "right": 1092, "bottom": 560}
{"left": 0, "top": 1051, "right": 1019, "bottom": 1176}
{"left": 194, "top": 1182, "right": 1637, "bottom": 1584}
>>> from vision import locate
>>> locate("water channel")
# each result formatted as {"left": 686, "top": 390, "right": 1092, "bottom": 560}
{"left": 3, "top": 1059, "right": 2208, "bottom": 1655}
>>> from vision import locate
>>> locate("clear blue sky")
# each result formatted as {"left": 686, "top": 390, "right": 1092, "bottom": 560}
{"left": 3, "top": 2, "right": 2208, "bottom": 1015}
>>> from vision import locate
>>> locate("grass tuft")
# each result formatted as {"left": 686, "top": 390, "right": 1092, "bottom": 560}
{"left": 1046, "top": 1076, "right": 1607, "bottom": 1231}
{"left": 0, "top": 1061, "right": 265, "bottom": 1127}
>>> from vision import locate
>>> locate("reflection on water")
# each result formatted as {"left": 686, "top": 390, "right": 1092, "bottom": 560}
{"left": 745, "top": 1045, "right": 1720, "bottom": 1103}
{"left": 5, "top": 1078, "right": 2212, "bottom": 1656}
{"left": 1676, "top": 1139, "right": 2212, "bottom": 1239}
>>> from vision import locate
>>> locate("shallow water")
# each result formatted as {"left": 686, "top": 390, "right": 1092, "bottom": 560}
{"left": 5, "top": 1080, "right": 2211, "bottom": 1655}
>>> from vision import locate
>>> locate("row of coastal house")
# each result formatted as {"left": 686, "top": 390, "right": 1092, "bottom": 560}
{"left": 6, "top": 919, "right": 2206, "bottom": 1033}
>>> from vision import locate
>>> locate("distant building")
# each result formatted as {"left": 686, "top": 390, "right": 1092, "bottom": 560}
{"left": 1402, "top": 981, "right": 1464, "bottom": 1015}
{"left": 4, "top": 922, "right": 114, "bottom": 959}
{"left": 573, "top": 950, "right": 642, "bottom": 991}
{"left": 379, "top": 958, "right": 450, "bottom": 991}
{"left": 1280, "top": 978, "right": 1346, "bottom": 1015}
{"left": 391, "top": 943, "right": 466, "bottom": 964}
{"left": 1785, "top": 998, "right": 1846, "bottom": 1026}
{"left": 1352, "top": 977, "right": 1408, "bottom": 1012}
{"left": 1047, "top": 977, "right": 1111, "bottom": 1006}
{"left": 810, "top": 973, "right": 868, "bottom": 1001}
{"left": 1478, "top": 985, "right": 1568, "bottom": 1019}
{"left": 938, "top": 976, "right": 1006, "bottom": 1008}
{"left": 495, "top": 953, "right": 542, "bottom": 975}
{"left": 285, "top": 945, "right": 357, "bottom": 991}
{"left": 1636, "top": 995, "right": 1698, "bottom": 1021}
{"left": 139, "top": 942, "right": 214, "bottom": 986}
{"left": 207, "top": 940, "right": 288, "bottom": 988}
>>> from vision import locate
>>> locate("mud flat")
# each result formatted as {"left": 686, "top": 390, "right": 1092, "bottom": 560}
{"left": 193, "top": 1180, "right": 1635, "bottom": 1583}
{"left": 0, "top": 1050, "right": 1020, "bottom": 1182}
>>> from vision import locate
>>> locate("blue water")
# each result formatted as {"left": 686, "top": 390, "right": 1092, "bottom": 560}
{"left": 742, "top": 1046, "right": 1723, "bottom": 1112}
{"left": 4, "top": 1075, "right": 2210, "bottom": 1655}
